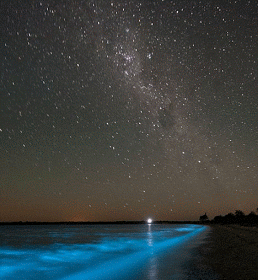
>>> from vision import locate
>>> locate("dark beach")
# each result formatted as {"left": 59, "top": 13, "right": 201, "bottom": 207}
{"left": 201, "top": 225, "right": 258, "bottom": 280}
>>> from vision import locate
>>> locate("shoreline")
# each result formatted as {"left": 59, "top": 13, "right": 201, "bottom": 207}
{"left": 201, "top": 225, "right": 258, "bottom": 280}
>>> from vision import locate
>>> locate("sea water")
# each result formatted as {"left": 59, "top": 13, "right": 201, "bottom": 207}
{"left": 0, "top": 224, "right": 218, "bottom": 280}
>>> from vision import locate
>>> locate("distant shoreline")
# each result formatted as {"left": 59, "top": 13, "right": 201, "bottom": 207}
{"left": 0, "top": 221, "right": 201, "bottom": 225}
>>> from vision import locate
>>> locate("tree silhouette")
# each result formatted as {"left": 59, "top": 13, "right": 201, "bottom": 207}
{"left": 235, "top": 210, "right": 245, "bottom": 217}
{"left": 235, "top": 210, "right": 245, "bottom": 224}
{"left": 224, "top": 213, "right": 235, "bottom": 224}
{"left": 211, "top": 209, "right": 258, "bottom": 226}
{"left": 199, "top": 213, "right": 209, "bottom": 222}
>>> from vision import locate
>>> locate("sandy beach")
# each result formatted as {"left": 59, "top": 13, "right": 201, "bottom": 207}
{"left": 201, "top": 225, "right": 258, "bottom": 280}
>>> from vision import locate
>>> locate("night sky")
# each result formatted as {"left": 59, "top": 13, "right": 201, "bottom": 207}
{"left": 1, "top": 0, "right": 257, "bottom": 222}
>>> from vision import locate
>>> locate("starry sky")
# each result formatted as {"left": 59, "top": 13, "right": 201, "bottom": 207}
{"left": 1, "top": 0, "right": 257, "bottom": 222}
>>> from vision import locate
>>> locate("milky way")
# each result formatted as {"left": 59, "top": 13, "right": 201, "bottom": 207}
{"left": 1, "top": 0, "right": 257, "bottom": 222}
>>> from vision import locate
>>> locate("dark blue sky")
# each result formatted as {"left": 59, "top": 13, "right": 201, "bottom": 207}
{"left": 1, "top": 0, "right": 257, "bottom": 222}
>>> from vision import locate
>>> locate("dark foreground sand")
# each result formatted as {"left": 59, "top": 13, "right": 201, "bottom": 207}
{"left": 201, "top": 225, "right": 258, "bottom": 280}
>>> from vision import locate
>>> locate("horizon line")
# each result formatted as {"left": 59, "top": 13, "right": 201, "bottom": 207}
{"left": 0, "top": 220, "right": 202, "bottom": 225}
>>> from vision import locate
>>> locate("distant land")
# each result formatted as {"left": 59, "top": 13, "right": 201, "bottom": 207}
{"left": 0, "top": 221, "right": 200, "bottom": 225}
{"left": 2, "top": 210, "right": 257, "bottom": 226}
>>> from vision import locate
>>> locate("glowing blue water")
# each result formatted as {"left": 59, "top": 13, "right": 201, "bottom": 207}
{"left": 0, "top": 224, "right": 217, "bottom": 279}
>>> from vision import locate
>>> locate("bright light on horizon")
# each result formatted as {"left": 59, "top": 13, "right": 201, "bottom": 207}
{"left": 147, "top": 218, "right": 152, "bottom": 224}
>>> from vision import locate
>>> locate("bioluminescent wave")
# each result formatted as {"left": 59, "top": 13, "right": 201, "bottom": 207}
{"left": 0, "top": 224, "right": 216, "bottom": 280}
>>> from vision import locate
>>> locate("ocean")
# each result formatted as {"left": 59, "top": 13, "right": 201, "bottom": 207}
{"left": 0, "top": 224, "right": 219, "bottom": 279}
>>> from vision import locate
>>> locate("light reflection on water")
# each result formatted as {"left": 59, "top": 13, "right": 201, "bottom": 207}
{"left": 0, "top": 224, "right": 213, "bottom": 280}
{"left": 147, "top": 224, "right": 158, "bottom": 280}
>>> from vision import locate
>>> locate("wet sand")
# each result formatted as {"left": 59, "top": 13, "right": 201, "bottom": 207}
{"left": 201, "top": 225, "right": 258, "bottom": 280}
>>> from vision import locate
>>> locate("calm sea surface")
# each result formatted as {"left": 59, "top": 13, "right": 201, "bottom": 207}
{"left": 0, "top": 224, "right": 218, "bottom": 280}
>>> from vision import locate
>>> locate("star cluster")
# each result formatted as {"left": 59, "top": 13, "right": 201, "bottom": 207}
{"left": 1, "top": 0, "right": 257, "bottom": 222}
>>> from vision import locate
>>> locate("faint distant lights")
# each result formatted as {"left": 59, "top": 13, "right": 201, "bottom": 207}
{"left": 147, "top": 218, "right": 153, "bottom": 224}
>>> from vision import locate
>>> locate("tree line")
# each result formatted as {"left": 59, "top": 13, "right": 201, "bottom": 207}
{"left": 199, "top": 208, "right": 258, "bottom": 226}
